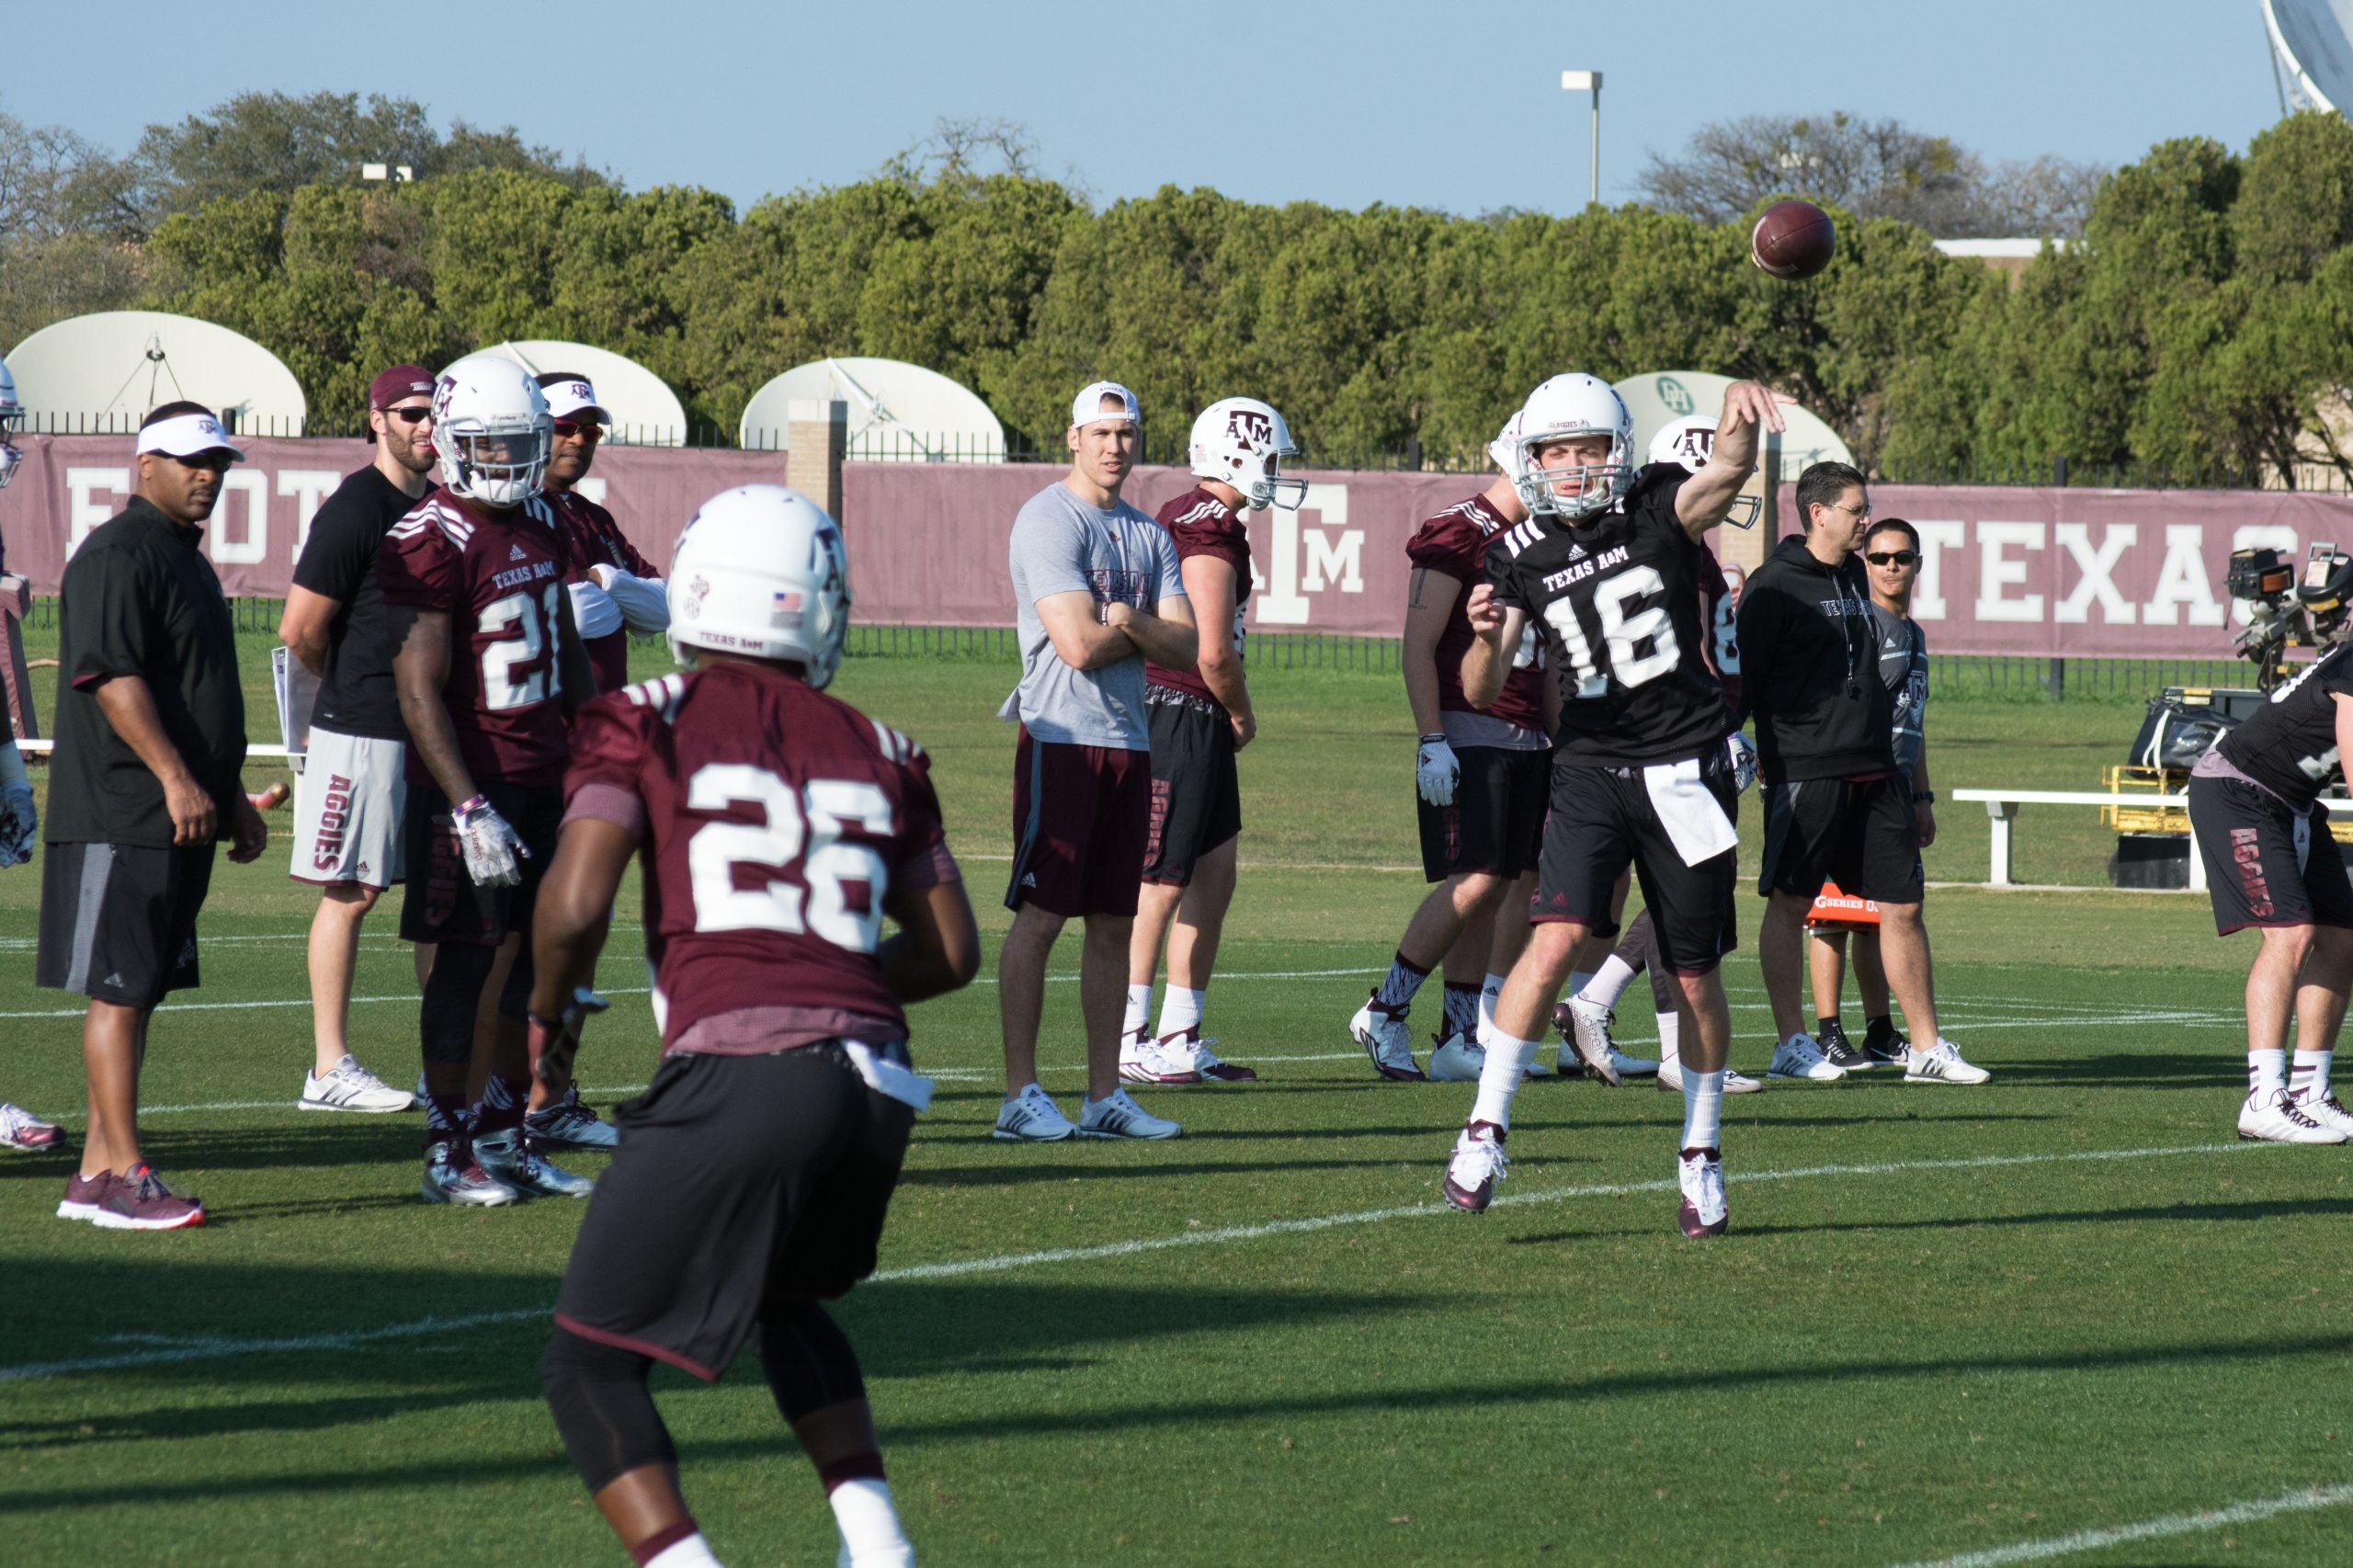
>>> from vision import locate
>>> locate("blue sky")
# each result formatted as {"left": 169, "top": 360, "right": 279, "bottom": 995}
{"left": 6, "top": 2, "right": 2294, "bottom": 215}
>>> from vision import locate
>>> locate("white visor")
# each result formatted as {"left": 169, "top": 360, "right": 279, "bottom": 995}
{"left": 135, "top": 412, "right": 245, "bottom": 463}
{"left": 1070, "top": 381, "right": 1141, "bottom": 429}
{"left": 542, "top": 379, "right": 610, "bottom": 425}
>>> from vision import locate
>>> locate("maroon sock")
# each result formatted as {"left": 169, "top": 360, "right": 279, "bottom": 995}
{"left": 629, "top": 1518, "right": 699, "bottom": 1566}
{"left": 424, "top": 1094, "right": 470, "bottom": 1137}
{"left": 819, "top": 1450, "right": 887, "bottom": 1493}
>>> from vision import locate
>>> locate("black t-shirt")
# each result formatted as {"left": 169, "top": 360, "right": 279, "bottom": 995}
{"left": 292, "top": 465, "right": 417, "bottom": 740}
{"left": 1485, "top": 464, "right": 1730, "bottom": 766}
{"left": 2218, "top": 642, "right": 2353, "bottom": 812}
{"left": 47, "top": 497, "right": 248, "bottom": 846}
{"left": 1869, "top": 602, "right": 1927, "bottom": 776}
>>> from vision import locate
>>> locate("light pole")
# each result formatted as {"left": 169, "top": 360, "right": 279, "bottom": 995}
{"left": 1561, "top": 70, "right": 1602, "bottom": 209}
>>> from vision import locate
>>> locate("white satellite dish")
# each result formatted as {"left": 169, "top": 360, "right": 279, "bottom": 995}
{"left": 483, "top": 340, "right": 690, "bottom": 447}
{"left": 1612, "top": 369, "right": 1855, "bottom": 476}
{"left": 2264, "top": 0, "right": 2353, "bottom": 113}
{"left": 739, "top": 357, "right": 1006, "bottom": 463}
{"left": 5, "top": 310, "right": 308, "bottom": 436}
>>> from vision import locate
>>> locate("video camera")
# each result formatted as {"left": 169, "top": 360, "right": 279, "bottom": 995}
{"left": 2229, "top": 540, "right": 2353, "bottom": 689}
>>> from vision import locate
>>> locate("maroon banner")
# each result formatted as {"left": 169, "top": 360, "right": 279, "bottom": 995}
{"left": 4, "top": 436, "right": 2347, "bottom": 662}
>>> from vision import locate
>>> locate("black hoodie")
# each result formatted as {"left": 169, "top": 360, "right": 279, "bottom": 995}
{"left": 1733, "top": 535, "right": 1895, "bottom": 782}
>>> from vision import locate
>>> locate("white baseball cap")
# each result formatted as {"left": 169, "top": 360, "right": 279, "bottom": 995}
{"left": 1069, "top": 381, "right": 1141, "bottom": 430}
{"left": 135, "top": 404, "right": 245, "bottom": 463}
{"left": 537, "top": 373, "right": 610, "bottom": 426}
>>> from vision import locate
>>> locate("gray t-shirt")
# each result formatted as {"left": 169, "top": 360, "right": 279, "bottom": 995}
{"left": 1869, "top": 601, "right": 1927, "bottom": 776}
{"left": 1006, "top": 482, "right": 1184, "bottom": 749}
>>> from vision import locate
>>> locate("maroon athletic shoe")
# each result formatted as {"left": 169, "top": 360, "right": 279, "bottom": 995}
{"left": 57, "top": 1168, "right": 114, "bottom": 1222}
{"left": 94, "top": 1165, "right": 208, "bottom": 1231}
{"left": 1442, "top": 1120, "right": 1509, "bottom": 1212}
{"left": 1677, "top": 1146, "right": 1727, "bottom": 1238}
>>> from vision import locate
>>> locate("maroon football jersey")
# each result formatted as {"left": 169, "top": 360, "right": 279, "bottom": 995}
{"left": 378, "top": 489, "right": 575, "bottom": 788}
{"left": 563, "top": 662, "right": 961, "bottom": 1055}
{"left": 551, "top": 488, "right": 658, "bottom": 695}
{"left": 1145, "top": 486, "right": 1251, "bottom": 710}
{"left": 1405, "top": 493, "right": 1548, "bottom": 733}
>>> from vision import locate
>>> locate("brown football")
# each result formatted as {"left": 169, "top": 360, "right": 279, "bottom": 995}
{"left": 1751, "top": 199, "right": 1836, "bottom": 279}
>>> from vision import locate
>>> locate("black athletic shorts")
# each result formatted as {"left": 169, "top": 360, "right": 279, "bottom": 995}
{"left": 1417, "top": 744, "right": 1549, "bottom": 882}
{"left": 399, "top": 781, "right": 563, "bottom": 947}
{"left": 551, "top": 1045, "right": 915, "bottom": 1382}
{"left": 1758, "top": 774, "right": 1923, "bottom": 903}
{"left": 2187, "top": 774, "right": 2353, "bottom": 936}
{"left": 1534, "top": 750, "right": 1741, "bottom": 974}
{"left": 1142, "top": 689, "right": 1242, "bottom": 886}
{"left": 35, "top": 841, "right": 216, "bottom": 1009}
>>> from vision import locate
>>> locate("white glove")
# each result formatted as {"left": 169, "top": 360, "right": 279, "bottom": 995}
{"left": 1726, "top": 731, "right": 1758, "bottom": 793}
{"left": 0, "top": 742, "right": 32, "bottom": 869}
{"left": 1416, "top": 734, "right": 1460, "bottom": 807}
{"left": 453, "top": 795, "right": 528, "bottom": 888}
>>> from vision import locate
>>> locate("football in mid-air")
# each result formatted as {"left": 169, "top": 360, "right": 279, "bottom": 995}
{"left": 1751, "top": 199, "right": 1836, "bottom": 279}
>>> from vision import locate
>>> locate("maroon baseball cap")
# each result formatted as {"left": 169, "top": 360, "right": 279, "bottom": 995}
{"left": 365, "top": 364, "right": 435, "bottom": 442}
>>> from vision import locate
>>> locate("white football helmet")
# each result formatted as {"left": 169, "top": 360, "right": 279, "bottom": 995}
{"left": 1189, "top": 396, "right": 1306, "bottom": 511}
{"left": 0, "top": 357, "right": 22, "bottom": 491}
{"left": 430, "top": 353, "right": 550, "bottom": 506}
{"left": 666, "top": 484, "right": 850, "bottom": 688}
{"left": 1492, "top": 373, "right": 1633, "bottom": 520}
{"left": 1648, "top": 414, "right": 1760, "bottom": 528}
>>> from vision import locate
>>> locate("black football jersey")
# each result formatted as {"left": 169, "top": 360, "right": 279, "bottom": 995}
{"left": 1485, "top": 465, "right": 1731, "bottom": 766}
{"left": 2218, "top": 642, "right": 2353, "bottom": 811}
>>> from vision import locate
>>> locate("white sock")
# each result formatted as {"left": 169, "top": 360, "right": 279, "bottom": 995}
{"left": 1582, "top": 954, "right": 1638, "bottom": 1009}
{"left": 644, "top": 1532, "right": 725, "bottom": 1568}
{"left": 1156, "top": 986, "right": 1206, "bottom": 1038}
{"left": 2249, "top": 1048, "right": 2288, "bottom": 1099}
{"left": 1476, "top": 972, "right": 1507, "bottom": 1041}
{"left": 1122, "top": 983, "right": 1153, "bottom": 1040}
{"left": 829, "top": 1477, "right": 913, "bottom": 1566}
{"left": 1568, "top": 971, "right": 1595, "bottom": 1004}
{"left": 1655, "top": 1010, "right": 1681, "bottom": 1065}
{"left": 1471, "top": 1029, "right": 1539, "bottom": 1128}
{"left": 2290, "top": 1048, "right": 2334, "bottom": 1102}
{"left": 1681, "top": 1069, "right": 1725, "bottom": 1151}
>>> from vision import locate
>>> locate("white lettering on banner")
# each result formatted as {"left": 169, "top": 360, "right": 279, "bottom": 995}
{"left": 2230, "top": 524, "right": 2301, "bottom": 625}
{"left": 279, "top": 471, "right": 341, "bottom": 560}
{"left": 2053, "top": 521, "right": 2138, "bottom": 624}
{"left": 206, "top": 470, "right": 268, "bottom": 565}
{"left": 1974, "top": 520, "right": 2045, "bottom": 622}
{"left": 2144, "top": 524, "right": 2226, "bottom": 627}
{"left": 1908, "top": 520, "right": 1964, "bottom": 620}
{"left": 1253, "top": 484, "right": 1356, "bottom": 624}
{"left": 66, "top": 469, "right": 131, "bottom": 559}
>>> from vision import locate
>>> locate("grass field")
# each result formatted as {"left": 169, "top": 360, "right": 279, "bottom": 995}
{"left": 6, "top": 642, "right": 2348, "bottom": 1567}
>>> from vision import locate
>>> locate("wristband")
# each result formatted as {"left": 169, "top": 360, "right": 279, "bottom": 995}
{"left": 456, "top": 793, "right": 489, "bottom": 817}
{"left": 1418, "top": 733, "right": 1447, "bottom": 744}
{"left": 1913, "top": 790, "right": 1935, "bottom": 803}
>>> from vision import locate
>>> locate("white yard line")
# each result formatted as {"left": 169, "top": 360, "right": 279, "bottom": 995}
{"left": 1880, "top": 1481, "right": 2353, "bottom": 1568}
{"left": 0, "top": 1139, "right": 2276, "bottom": 1385}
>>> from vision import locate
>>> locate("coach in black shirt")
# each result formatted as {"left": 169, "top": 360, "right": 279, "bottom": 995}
{"left": 1737, "top": 461, "right": 1987, "bottom": 1086}
{"left": 276, "top": 364, "right": 438, "bottom": 1114}
{"left": 39, "top": 402, "right": 267, "bottom": 1231}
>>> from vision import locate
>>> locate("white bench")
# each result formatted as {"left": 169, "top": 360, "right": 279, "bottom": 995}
{"left": 1950, "top": 786, "right": 2353, "bottom": 891}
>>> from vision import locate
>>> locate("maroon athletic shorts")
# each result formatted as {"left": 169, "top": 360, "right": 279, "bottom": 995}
{"left": 1006, "top": 726, "right": 1151, "bottom": 917}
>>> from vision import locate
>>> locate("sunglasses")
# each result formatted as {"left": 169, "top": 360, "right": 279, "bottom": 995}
{"left": 551, "top": 419, "right": 602, "bottom": 442}
{"left": 380, "top": 404, "right": 433, "bottom": 426}
{"left": 172, "top": 452, "right": 234, "bottom": 473}
{"left": 1864, "top": 550, "right": 1918, "bottom": 567}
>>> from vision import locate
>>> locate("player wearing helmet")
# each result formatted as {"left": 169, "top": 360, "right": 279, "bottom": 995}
{"left": 1438, "top": 373, "right": 1786, "bottom": 1239}
{"left": 1120, "top": 396, "right": 1300, "bottom": 1086}
{"left": 530, "top": 485, "right": 977, "bottom": 1568}
{"left": 381, "top": 353, "right": 597, "bottom": 1206}
{"left": 1347, "top": 405, "right": 1562, "bottom": 1085}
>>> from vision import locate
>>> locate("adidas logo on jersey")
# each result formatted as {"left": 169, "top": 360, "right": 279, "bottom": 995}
{"left": 1566, "top": 543, "right": 1587, "bottom": 562}
{"left": 509, "top": 544, "right": 528, "bottom": 562}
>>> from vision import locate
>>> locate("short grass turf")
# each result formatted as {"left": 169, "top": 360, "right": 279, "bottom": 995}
{"left": 3, "top": 648, "right": 2349, "bottom": 1567}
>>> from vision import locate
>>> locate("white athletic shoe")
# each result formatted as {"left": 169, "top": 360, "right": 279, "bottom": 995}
{"left": 1078, "top": 1087, "right": 1182, "bottom": 1140}
{"left": 2291, "top": 1086, "right": 2353, "bottom": 1139}
{"left": 1427, "top": 1031, "right": 1486, "bottom": 1082}
{"left": 1677, "top": 1147, "right": 1728, "bottom": 1237}
{"left": 1178, "top": 1034, "right": 1258, "bottom": 1083}
{"left": 993, "top": 1083, "right": 1077, "bottom": 1142}
{"left": 1560, "top": 995, "right": 1624, "bottom": 1086}
{"left": 1904, "top": 1038, "right": 1992, "bottom": 1085}
{"left": 1768, "top": 1033, "right": 1847, "bottom": 1082}
{"left": 421, "top": 1141, "right": 518, "bottom": 1207}
{"left": 1605, "top": 1045, "right": 1660, "bottom": 1078}
{"left": 1655, "top": 1058, "right": 1764, "bottom": 1094}
{"left": 1119, "top": 1037, "right": 1204, "bottom": 1085}
{"left": 473, "top": 1128, "right": 595, "bottom": 1198}
{"left": 1350, "top": 996, "right": 1426, "bottom": 1081}
{"left": 1442, "top": 1120, "right": 1509, "bottom": 1212}
{"left": 2239, "top": 1087, "right": 2348, "bottom": 1144}
{"left": 301, "top": 1054, "right": 415, "bottom": 1113}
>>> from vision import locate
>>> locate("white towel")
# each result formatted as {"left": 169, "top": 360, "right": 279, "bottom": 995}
{"left": 1643, "top": 757, "right": 1739, "bottom": 868}
{"left": 844, "top": 1041, "right": 935, "bottom": 1112}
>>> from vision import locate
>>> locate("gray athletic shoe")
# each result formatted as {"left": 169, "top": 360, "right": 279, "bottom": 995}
{"left": 422, "top": 1139, "right": 519, "bottom": 1207}
{"left": 1077, "top": 1087, "right": 1181, "bottom": 1140}
{"left": 474, "top": 1128, "right": 595, "bottom": 1198}
{"left": 993, "top": 1083, "right": 1077, "bottom": 1142}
